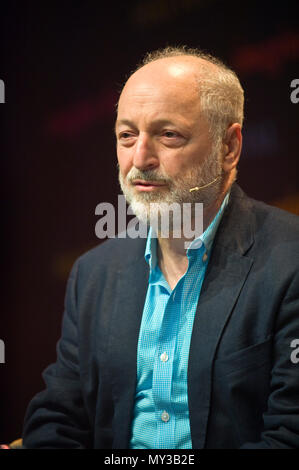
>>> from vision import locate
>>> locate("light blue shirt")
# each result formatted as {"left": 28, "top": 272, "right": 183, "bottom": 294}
{"left": 130, "top": 193, "right": 230, "bottom": 449}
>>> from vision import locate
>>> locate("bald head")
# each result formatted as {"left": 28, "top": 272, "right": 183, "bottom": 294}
{"left": 118, "top": 57, "right": 207, "bottom": 129}
{"left": 124, "top": 54, "right": 218, "bottom": 86}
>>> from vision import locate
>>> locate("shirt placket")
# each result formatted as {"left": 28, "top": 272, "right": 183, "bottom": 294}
{"left": 152, "top": 287, "right": 181, "bottom": 448}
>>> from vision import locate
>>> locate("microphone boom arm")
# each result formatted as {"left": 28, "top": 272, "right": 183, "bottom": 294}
{"left": 189, "top": 174, "right": 221, "bottom": 192}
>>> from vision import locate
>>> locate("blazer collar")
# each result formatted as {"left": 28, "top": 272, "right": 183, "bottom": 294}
{"left": 214, "top": 183, "right": 255, "bottom": 255}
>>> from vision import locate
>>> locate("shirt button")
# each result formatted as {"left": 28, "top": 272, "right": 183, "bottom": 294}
{"left": 160, "top": 352, "right": 169, "bottom": 362}
{"left": 202, "top": 252, "right": 208, "bottom": 262}
{"left": 161, "top": 411, "right": 170, "bottom": 422}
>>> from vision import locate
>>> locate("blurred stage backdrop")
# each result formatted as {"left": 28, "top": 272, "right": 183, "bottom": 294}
{"left": 0, "top": 0, "right": 298, "bottom": 442}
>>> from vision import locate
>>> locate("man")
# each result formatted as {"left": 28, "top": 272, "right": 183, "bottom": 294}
{"left": 22, "top": 46, "right": 299, "bottom": 449}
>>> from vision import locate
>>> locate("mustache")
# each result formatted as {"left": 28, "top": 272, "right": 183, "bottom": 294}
{"left": 126, "top": 169, "right": 172, "bottom": 185}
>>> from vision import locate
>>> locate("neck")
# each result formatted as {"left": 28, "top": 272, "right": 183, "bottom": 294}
{"left": 158, "top": 182, "right": 230, "bottom": 260}
{"left": 156, "top": 174, "right": 233, "bottom": 289}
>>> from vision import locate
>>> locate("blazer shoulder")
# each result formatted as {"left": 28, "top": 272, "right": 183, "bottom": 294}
{"left": 249, "top": 196, "right": 299, "bottom": 241}
{"left": 222, "top": 185, "right": 299, "bottom": 259}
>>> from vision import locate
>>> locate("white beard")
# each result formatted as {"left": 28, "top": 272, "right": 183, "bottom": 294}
{"left": 118, "top": 144, "right": 223, "bottom": 230}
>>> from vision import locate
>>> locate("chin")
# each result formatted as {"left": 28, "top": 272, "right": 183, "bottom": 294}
{"left": 128, "top": 199, "right": 151, "bottom": 225}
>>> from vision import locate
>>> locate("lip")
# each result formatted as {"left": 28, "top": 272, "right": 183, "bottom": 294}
{"left": 132, "top": 180, "right": 166, "bottom": 191}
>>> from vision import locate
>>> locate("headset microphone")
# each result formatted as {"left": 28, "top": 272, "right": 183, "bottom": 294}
{"left": 189, "top": 174, "right": 222, "bottom": 192}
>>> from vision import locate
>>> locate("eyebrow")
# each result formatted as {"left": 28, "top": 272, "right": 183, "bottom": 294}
{"left": 114, "top": 118, "right": 187, "bottom": 133}
{"left": 114, "top": 119, "right": 136, "bottom": 133}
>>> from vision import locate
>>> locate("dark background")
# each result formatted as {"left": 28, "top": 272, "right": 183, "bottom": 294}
{"left": 0, "top": 0, "right": 298, "bottom": 443}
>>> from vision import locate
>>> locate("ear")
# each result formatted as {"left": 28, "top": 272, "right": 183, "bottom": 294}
{"left": 222, "top": 123, "right": 242, "bottom": 173}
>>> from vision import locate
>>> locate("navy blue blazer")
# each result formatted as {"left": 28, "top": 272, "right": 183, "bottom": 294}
{"left": 23, "top": 184, "right": 299, "bottom": 448}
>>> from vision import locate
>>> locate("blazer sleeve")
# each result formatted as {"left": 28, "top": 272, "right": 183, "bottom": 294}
{"left": 240, "top": 269, "right": 299, "bottom": 449}
{"left": 22, "top": 259, "right": 92, "bottom": 448}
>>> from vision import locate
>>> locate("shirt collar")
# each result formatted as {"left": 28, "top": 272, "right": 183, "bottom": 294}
{"left": 145, "top": 192, "right": 230, "bottom": 269}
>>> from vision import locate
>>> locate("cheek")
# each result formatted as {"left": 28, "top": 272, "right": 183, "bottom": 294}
{"left": 117, "top": 147, "right": 132, "bottom": 176}
{"left": 161, "top": 149, "right": 197, "bottom": 178}
{"left": 172, "top": 143, "right": 210, "bottom": 174}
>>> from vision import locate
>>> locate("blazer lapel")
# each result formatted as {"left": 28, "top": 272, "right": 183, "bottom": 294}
{"left": 188, "top": 185, "right": 255, "bottom": 449}
{"left": 107, "top": 242, "right": 149, "bottom": 448}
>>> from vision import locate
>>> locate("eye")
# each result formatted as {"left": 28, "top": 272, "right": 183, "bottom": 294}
{"left": 118, "top": 131, "right": 133, "bottom": 139}
{"left": 117, "top": 130, "right": 137, "bottom": 147}
{"left": 160, "top": 130, "right": 185, "bottom": 147}
{"left": 163, "top": 130, "right": 179, "bottom": 138}
{"left": 117, "top": 131, "right": 136, "bottom": 142}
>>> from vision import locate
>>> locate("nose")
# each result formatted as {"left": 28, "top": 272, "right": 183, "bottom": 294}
{"left": 132, "top": 132, "right": 159, "bottom": 171}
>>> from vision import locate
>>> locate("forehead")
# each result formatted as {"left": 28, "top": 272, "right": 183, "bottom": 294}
{"left": 117, "top": 58, "right": 202, "bottom": 121}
